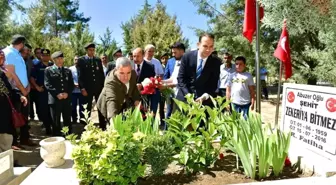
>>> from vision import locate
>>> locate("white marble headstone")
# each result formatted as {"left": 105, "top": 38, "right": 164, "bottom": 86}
{"left": 280, "top": 83, "right": 336, "bottom": 176}
{"left": 0, "top": 149, "right": 14, "bottom": 185}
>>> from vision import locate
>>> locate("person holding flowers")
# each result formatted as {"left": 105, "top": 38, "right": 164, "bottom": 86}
{"left": 97, "top": 57, "right": 141, "bottom": 128}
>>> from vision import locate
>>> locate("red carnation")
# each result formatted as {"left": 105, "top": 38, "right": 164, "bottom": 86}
{"left": 284, "top": 156, "right": 291, "bottom": 167}
{"left": 219, "top": 153, "right": 224, "bottom": 160}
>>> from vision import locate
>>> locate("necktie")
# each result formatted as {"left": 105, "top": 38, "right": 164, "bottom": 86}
{"left": 196, "top": 59, "right": 203, "bottom": 79}
{"left": 136, "top": 64, "right": 141, "bottom": 76}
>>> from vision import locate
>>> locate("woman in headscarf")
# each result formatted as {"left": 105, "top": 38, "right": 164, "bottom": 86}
{"left": 0, "top": 48, "right": 27, "bottom": 152}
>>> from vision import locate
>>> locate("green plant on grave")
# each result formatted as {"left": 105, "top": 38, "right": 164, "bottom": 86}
{"left": 225, "top": 112, "right": 291, "bottom": 179}
{"left": 110, "top": 104, "right": 160, "bottom": 136}
{"left": 268, "top": 127, "right": 291, "bottom": 176}
{"left": 70, "top": 121, "right": 145, "bottom": 185}
{"left": 165, "top": 94, "right": 222, "bottom": 173}
{"left": 143, "top": 135, "right": 175, "bottom": 176}
{"left": 62, "top": 107, "right": 147, "bottom": 185}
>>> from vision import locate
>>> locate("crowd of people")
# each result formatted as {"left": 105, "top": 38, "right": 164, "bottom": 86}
{"left": 0, "top": 33, "right": 269, "bottom": 163}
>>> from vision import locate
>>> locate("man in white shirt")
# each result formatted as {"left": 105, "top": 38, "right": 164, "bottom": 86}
{"left": 69, "top": 56, "right": 84, "bottom": 124}
{"left": 100, "top": 54, "right": 109, "bottom": 76}
{"left": 218, "top": 52, "right": 235, "bottom": 97}
{"left": 144, "top": 44, "right": 164, "bottom": 77}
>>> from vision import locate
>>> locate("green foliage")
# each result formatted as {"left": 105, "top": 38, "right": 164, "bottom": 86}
{"left": 69, "top": 114, "right": 146, "bottom": 185}
{"left": 32, "top": 0, "right": 90, "bottom": 37}
{"left": 268, "top": 127, "right": 291, "bottom": 176}
{"left": 69, "top": 21, "right": 95, "bottom": 56}
{"left": 45, "top": 37, "right": 76, "bottom": 66}
{"left": 111, "top": 105, "right": 160, "bottom": 136}
{"left": 165, "top": 95, "right": 227, "bottom": 173}
{"left": 121, "top": 0, "right": 189, "bottom": 57}
{"left": 95, "top": 27, "right": 119, "bottom": 61}
{"left": 144, "top": 135, "right": 175, "bottom": 176}
{"left": 191, "top": 0, "right": 336, "bottom": 85}
{"left": 260, "top": 0, "right": 336, "bottom": 85}
{"left": 225, "top": 113, "right": 291, "bottom": 179}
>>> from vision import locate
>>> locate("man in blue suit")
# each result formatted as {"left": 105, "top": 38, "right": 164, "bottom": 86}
{"left": 163, "top": 42, "right": 185, "bottom": 119}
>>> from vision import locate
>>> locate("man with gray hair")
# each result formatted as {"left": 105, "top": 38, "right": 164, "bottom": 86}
{"left": 97, "top": 57, "right": 141, "bottom": 128}
{"left": 144, "top": 44, "right": 164, "bottom": 77}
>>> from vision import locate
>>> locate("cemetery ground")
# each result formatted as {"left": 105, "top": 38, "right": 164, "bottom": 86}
{"left": 14, "top": 87, "right": 313, "bottom": 185}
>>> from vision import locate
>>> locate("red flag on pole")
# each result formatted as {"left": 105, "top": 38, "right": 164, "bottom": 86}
{"left": 274, "top": 21, "right": 292, "bottom": 79}
{"left": 243, "top": 0, "right": 264, "bottom": 43}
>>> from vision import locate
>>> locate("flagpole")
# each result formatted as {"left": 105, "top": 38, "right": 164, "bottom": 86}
{"left": 255, "top": 1, "right": 261, "bottom": 113}
{"left": 275, "top": 62, "right": 283, "bottom": 127}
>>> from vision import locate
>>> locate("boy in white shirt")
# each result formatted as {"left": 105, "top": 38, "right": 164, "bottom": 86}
{"left": 226, "top": 56, "right": 255, "bottom": 119}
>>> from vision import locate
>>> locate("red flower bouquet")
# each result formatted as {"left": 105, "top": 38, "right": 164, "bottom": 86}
{"left": 141, "top": 77, "right": 162, "bottom": 95}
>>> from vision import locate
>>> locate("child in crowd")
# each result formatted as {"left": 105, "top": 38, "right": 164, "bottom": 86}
{"left": 226, "top": 56, "right": 255, "bottom": 119}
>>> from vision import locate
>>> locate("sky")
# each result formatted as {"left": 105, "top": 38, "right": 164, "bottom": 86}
{"left": 15, "top": 0, "right": 224, "bottom": 48}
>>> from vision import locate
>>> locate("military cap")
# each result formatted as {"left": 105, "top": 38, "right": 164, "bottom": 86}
{"left": 41, "top": 48, "right": 51, "bottom": 55}
{"left": 170, "top": 42, "right": 185, "bottom": 51}
{"left": 51, "top": 51, "right": 64, "bottom": 59}
{"left": 11, "top": 34, "right": 26, "bottom": 45}
{"left": 25, "top": 43, "right": 32, "bottom": 50}
{"left": 113, "top": 48, "right": 122, "bottom": 56}
{"left": 84, "top": 43, "right": 95, "bottom": 49}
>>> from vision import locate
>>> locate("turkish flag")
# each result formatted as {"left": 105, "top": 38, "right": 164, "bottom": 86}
{"left": 243, "top": 0, "right": 264, "bottom": 43}
{"left": 274, "top": 22, "right": 292, "bottom": 79}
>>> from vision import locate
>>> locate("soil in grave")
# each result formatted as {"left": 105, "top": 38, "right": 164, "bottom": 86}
{"left": 138, "top": 153, "right": 311, "bottom": 185}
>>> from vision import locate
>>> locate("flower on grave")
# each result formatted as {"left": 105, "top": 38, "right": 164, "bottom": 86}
{"left": 284, "top": 156, "right": 291, "bottom": 167}
{"left": 219, "top": 153, "right": 224, "bottom": 160}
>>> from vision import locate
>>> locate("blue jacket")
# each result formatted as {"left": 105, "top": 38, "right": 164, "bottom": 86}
{"left": 163, "top": 58, "right": 176, "bottom": 80}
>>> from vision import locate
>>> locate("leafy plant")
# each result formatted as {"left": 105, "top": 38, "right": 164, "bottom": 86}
{"left": 165, "top": 94, "right": 225, "bottom": 173}
{"left": 144, "top": 135, "right": 175, "bottom": 176}
{"left": 69, "top": 121, "right": 145, "bottom": 185}
{"left": 225, "top": 112, "right": 291, "bottom": 179}
{"left": 268, "top": 128, "right": 291, "bottom": 176}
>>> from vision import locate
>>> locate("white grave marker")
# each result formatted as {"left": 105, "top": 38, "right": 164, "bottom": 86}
{"left": 0, "top": 149, "right": 14, "bottom": 185}
{"left": 281, "top": 83, "right": 336, "bottom": 175}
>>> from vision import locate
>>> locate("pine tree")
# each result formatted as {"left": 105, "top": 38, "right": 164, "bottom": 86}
{"left": 32, "top": 0, "right": 90, "bottom": 37}
{"left": 69, "top": 22, "right": 95, "bottom": 56}
{"left": 122, "top": 0, "right": 189, "bottom": 57}
{"left": 96, "top": 27, "right": 119, "bottom": 60}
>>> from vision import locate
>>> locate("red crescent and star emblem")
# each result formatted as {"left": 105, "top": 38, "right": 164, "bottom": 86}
{"left": 326, "top": 98, "right": 336, "bottom": 112}
{"left": 287, "top": 91, "right": 295, "bottom": 103}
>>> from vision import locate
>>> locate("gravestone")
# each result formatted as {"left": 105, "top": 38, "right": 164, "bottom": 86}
{"left": 280, "top": 83, "right": 336, "bottom": 176}
{"left": 0, "top": 149, "right": 14, "bottom": 185}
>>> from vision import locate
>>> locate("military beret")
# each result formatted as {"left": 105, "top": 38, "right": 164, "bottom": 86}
{"left": 113, "top": 48, "right": 122, "bottom": 56}
{"left": 51, "top": 51, "right": 64, "bottom": 59}
{"left": 170, "top": 42, "right": 185, "bottom": 51}
{"left": 11, "top": 34, "right": 26, "bottom": 45}
{"left": 41, "top": 48, "right": 51, "bottom": 55}
{"left": 84, "top": 43, "right": 95, "bottom": 49}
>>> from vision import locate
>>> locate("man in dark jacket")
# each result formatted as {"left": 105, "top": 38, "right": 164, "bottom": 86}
{"left": 44, "top": 51, "right": 74, "bottom": 135}
{"left": 97, "top": 57, "right": 140, "bottom": 129}
{"left": 77, "top": 43, "right": 105, "bottom": 125}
